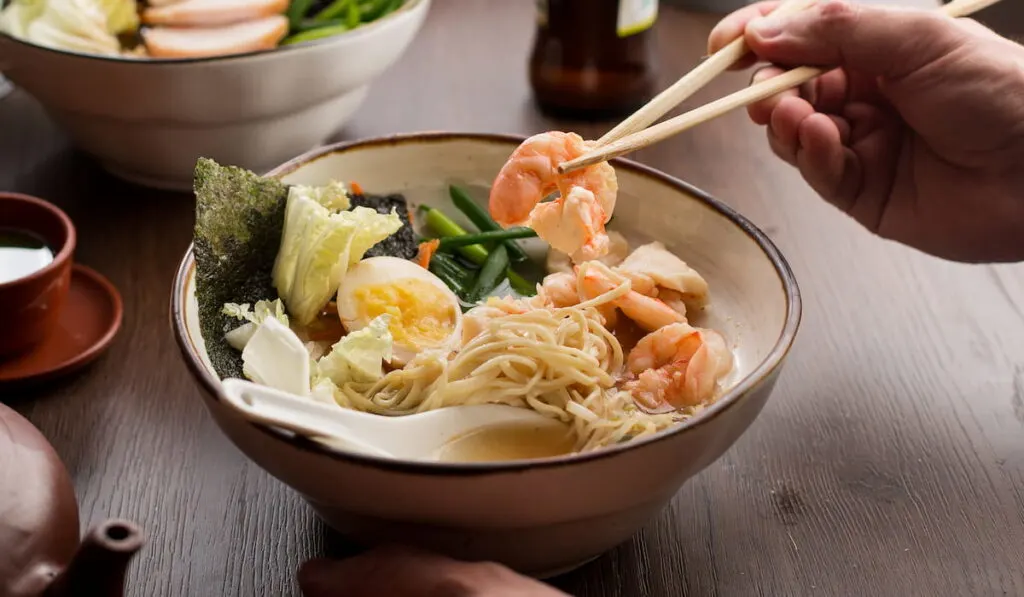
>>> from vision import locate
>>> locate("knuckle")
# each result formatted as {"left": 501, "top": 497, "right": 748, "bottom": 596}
{"left": 767, "top": 130, "right": 792, "bottom": 163}
{"left": 816, "top": 0, "right": 862, "bottom": 33}
{"left": 426, "top": 561, "right": 518, "bottom": 597}
{"left": 914, "top": 12, "right": 956, "bottom": 39}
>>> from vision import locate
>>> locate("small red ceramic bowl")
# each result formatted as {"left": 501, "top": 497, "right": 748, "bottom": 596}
{"left": 0, "top": 193, "right": 76, "bottom": 359}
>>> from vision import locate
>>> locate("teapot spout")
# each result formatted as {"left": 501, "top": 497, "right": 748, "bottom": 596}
{"left": 44, "top": 519, "right": 145, "bottom": 597}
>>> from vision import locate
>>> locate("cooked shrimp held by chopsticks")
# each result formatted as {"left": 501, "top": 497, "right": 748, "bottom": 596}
{"left": 488, "top": 131, "right": 617, "bottom": 263}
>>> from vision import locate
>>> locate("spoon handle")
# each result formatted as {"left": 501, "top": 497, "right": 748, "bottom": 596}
{"left": 219, "top": 378, "right": 393, "bottom": 458}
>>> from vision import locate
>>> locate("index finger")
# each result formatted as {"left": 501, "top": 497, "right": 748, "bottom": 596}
{"left": 707, "top": 1, "right": 781, "bottom": 70}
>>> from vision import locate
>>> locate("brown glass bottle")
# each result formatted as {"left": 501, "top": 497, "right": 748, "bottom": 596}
{"left": 529, "top": 0, "right": 659, "bottom": 121}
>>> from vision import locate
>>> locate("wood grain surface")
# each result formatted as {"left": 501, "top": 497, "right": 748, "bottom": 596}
{"left": 4, "top": 1, "right": 1024, "bottom": 596}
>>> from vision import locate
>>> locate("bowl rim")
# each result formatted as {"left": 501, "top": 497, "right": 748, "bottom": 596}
{"left": 170, "top": 131, "right": 803, "bottom": 476}
{"left": 0, "top": 0, "right": 427, "bottom": 66}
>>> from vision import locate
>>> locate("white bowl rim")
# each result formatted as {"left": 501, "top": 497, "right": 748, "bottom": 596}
{"left": 0, "top": 0, "right": 426, "bottom": 66}
{"left": 170, "top": 131, "right": 803, "bottom": 476}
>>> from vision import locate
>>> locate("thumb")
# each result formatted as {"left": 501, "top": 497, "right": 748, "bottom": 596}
{"left": 744, "top": 0, "right": 969, "bottom": 80}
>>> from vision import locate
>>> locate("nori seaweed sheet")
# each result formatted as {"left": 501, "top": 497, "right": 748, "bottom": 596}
{"left": 191, "top": 160, "right": 416, "bottom": 379}
{"left": 350, "top": 192, "right": 418, "bottom": 260}
{"left": 193, "top": 158, "right": 288, "bottom": 380}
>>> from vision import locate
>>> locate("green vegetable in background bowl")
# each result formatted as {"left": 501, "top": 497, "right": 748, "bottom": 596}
{"left": 283, "top": 0, "right": 404, "bottom": 45}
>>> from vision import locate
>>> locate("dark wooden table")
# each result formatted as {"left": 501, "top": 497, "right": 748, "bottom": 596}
{"left": 4, "top": 2, "right": 1024, "bottom": 595}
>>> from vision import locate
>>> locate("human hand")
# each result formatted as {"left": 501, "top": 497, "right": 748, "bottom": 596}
{"left": 297, "top": 545, "right": 572, "bottom": 597}
{"left": 708, "top": 0, "right": 1024, "bottom": 263}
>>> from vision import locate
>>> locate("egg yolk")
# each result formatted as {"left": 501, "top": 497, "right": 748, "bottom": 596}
{"left": 353, "top": 279, "right": 456, "bottom": 347}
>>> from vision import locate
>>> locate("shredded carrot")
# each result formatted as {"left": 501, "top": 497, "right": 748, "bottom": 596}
{"left": 350, "top": 181, "right": 363, "bottom": 195}
{"left": 417, "top": 239, "right": 440, "bottom": 269}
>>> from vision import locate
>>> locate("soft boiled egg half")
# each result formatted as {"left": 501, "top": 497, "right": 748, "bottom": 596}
{"left": 336, "top": 256, "right": 463, "bottom": 365}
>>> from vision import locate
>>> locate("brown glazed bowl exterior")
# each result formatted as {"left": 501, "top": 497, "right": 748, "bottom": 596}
{"left": 170, "top": 133, "right": 803, "bottom": 577}
{"left": 0, "top": 193, "right": 75, "bottom": 359}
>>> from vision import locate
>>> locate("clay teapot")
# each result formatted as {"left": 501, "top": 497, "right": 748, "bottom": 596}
{"left": 0, "top": 402, "right": 145, "bottom": 597}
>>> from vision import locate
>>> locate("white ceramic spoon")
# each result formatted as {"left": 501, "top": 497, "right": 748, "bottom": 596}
{"left": 219, "top": 378, "right": 566, "bottom": 462}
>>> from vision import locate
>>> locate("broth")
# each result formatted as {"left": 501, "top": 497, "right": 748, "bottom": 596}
{"left": 0, "top": 228, "right": 53, "bottom": 284}
{"left": 436, "top": 421, "right": 577, "bottom": 463}
{"left": 611, "top": 316, "right": 646, "bottom": 355}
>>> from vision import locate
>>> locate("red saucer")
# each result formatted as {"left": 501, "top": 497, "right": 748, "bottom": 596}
{"left": 0, "top": 265, "right": 122, "bottom": 386}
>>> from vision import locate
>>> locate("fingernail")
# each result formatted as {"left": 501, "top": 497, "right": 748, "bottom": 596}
{"left": 748, "top": 15, "right": 783, "bottom": 39}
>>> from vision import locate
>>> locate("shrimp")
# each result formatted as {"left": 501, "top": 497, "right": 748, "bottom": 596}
{"left": 603, "top": 229, "right": 632, "bottom": 266}
{"left": 489, "top": 131, "right": 617, "bottom": 262}
{"left": 619, "top": 271, "right": 658, "bottom": 297}
{"left": 617, "top": 241, "right": 709, "bottom": 312}
{"left": 657, "top": 289, "right": 688, "bottom": 319}
{"left": 530, "top": 187, "right": 610, "bottom": 262}
{"left": 545, "top": 229, "right": 630, "bottom": 275}
{"left": 461, "top": 296, "right": 529, "bottom": 345}
{"left": 537, "top": 272, "right": 580, "bottom": 308}
{"left": 579, "top": 264, "right": 686, "bottom": 332}
{"left": 624, "top": 323, "right": 733, "bottom": 409}
{"left": 537, "top": 271, "right": 618, "bottom": 326}
{"left": 613, "top": 273, "right": 685, "bottom": 317}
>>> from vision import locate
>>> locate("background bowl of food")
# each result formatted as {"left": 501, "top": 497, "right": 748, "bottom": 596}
{"left": 0, "top": 0, "right": 430, "bottom": 190}
{"left": 170, "top": 132, "right": 802, "bottom": 577}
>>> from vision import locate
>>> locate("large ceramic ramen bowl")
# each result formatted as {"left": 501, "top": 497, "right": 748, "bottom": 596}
{"left": 170, "top": 133, "right": 802, "bottom": 577}
{"left": 0, "top": 0, "right": 429, "bottom": 191}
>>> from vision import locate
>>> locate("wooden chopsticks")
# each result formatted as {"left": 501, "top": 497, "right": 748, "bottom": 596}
{"left": 594, "top": 0, "right": 816, "bottom": 148}
{"left": 560, "top": 0, "right": 1005, "bottom": 174}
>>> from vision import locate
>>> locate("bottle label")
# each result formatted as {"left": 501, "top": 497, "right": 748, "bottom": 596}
{"left": 536, "top": 0, "right": 548, "bottom": 27}
{"left": 617, "top": 0, "right": 658, "bottom": 37}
